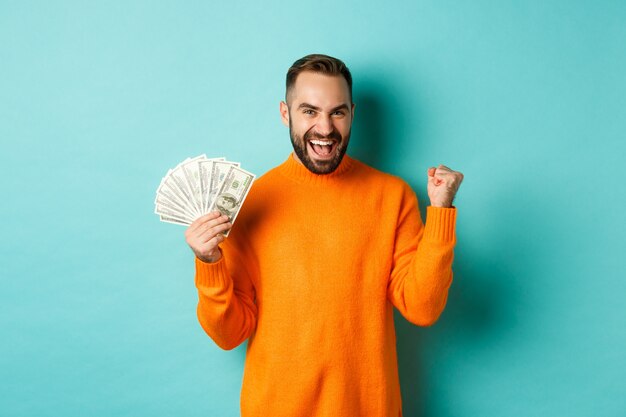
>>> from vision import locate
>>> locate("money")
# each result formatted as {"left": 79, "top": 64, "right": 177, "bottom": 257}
{"left": 155, "top": 155, "right": 255, "bottom": 228}
{"left": 208, "top": 160, "right": 240, "bottom": 212}
{"left": 206, "top": 165, "right": 255, "bottom": 236}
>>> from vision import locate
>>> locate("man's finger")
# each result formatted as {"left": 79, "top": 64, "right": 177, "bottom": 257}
{"left": 199, "top": 215, "right": 230, "bottom": 234}
{"left": 428, "top": 175, "right": 442, "bottom": 185}
{"left": 197, "top": 221, "right": 232, "bottom": 243}
{"left": 203, "top": 234, "right": 226, "bottom": 251}
{"left": 189, "top": 211, "right": 221, "bottom": 232}
{"left": 196, "top": 233, "right": 226, "bottom": 254}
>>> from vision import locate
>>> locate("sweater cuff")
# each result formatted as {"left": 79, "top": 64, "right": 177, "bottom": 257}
{"left": 195, "top": 256, "right": 231, "bottom": 288}
{"left": 423, "top": 206, "right": 457, "bottom": 242}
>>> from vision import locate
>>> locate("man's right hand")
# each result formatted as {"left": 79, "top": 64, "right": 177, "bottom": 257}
{"left": 185, "top": 211, "right": 232, "bottom": 263}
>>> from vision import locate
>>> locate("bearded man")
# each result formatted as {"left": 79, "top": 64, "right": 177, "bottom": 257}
{"left": 185, "top": 54, "right": 464, "bottom": 417}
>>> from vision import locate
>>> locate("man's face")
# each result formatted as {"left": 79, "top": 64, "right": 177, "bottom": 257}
{"left": 280, "top": 72, "right": 355, "bottom": 174}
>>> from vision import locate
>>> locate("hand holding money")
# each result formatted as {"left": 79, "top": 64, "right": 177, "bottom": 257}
{"left": 185, "top": 212, "right": 231, "bottom": 263}
{"left": 155, "top": 155, "right": 256, "bottom": 261}
{"left": 154, "top": 155, "right": 255, "bottom": 233}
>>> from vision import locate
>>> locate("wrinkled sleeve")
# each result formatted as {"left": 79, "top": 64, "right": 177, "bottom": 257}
{"left": 195, "top": 234, "right": 258, "bottom": 350}
{"left": 387, "top": 183, "right": 457, "bottom": 326}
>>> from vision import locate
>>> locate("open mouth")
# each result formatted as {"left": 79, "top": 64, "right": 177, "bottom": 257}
{"left": 307, "top": 139, "right": 338, "bottom": 159}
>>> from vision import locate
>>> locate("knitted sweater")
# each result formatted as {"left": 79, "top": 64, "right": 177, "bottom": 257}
{"left": 195, "top": 154, "right": 457, "bottom": 417}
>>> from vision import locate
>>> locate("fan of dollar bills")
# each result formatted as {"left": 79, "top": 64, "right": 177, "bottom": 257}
{"left": 154, "top": 155, "right": 255, "bottom": 232}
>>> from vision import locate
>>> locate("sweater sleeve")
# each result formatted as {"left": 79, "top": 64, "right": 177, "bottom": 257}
{"left": 195, "top": 240, "right": 258, "bottom": 350}
{"left": 386, "top": 183, "right": 457, "bottom": 326}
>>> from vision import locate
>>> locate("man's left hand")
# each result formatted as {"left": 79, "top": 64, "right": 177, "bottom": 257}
{"left": 427, "top": 165, "right": 464, "bottom": 208}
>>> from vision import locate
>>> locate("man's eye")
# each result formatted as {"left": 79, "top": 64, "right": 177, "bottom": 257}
{"left": 303, "top": 109, "right": 315, "bottom": 115}
{"left": 332, "top": 111, "right": 345, "bottom": 116}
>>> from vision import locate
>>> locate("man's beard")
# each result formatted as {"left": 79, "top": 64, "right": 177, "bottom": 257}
{"left": 289, "top": 120, "right": 350, "bottom": 175}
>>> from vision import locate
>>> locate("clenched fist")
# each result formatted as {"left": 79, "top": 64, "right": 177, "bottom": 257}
{"left": 427, "top": 165, "right": 464, "bottom": 208}
{"left": 185, "top": 211, "right": 232, "bottom": 263}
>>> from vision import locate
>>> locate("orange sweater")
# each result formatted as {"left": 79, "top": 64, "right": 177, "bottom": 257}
{"left": 195, "top": 154, "right": 457, "bottom": 417}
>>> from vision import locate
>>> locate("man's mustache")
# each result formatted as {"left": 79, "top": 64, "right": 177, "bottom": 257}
{"left": 305, "top": 129, "right": 342, "bottom": 142}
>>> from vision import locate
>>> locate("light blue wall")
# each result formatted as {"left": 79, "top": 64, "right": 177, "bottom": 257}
{"left": 1, "top": 1, "right": 624, "bottom": 416}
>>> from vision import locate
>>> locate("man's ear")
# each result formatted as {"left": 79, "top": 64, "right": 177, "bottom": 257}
{"left": 279, "top": 101, "right": 289, "bottom": 127}
{"left": 351, "top": 103, "right": 356, "bottom": 120}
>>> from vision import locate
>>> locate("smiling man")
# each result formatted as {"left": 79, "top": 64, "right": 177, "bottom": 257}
{"left": 185, "top": 54, "right": 464, "bottom": 417}
{"left": 282, "top": 70, "right": 354, "bottom": 174}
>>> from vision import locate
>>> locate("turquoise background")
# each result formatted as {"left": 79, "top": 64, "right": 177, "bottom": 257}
{"left": 1, "top": 1, "right": 624, "bottom": 416}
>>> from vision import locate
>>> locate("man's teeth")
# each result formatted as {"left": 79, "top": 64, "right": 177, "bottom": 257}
{"left": 310, "top": 139, "right": 335, "bottom": 156}
{"left": 310, "top": 140, "right": 333, "bottom": 146}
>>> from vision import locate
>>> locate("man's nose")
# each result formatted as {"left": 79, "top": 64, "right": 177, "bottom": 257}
{"left": 316, "top": 114, "right": 334, "bottom": 136}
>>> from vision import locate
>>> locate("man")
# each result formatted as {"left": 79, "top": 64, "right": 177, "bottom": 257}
{"left": 185, "top": 54, "right": 463, "bottom": 417}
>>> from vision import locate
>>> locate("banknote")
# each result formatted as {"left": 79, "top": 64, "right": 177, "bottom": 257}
{"left": 155, "top": 156, "right": 254, "bottom": 231}
{"left": 206, "top": 165, "right": 255, "bottom": 236}
{"left": 156, "top": 155, "right": 210, "bottom": 219}
{"left": 198, "top": 160, "right": 213, "bottom": 216}
{"left": 154, "top": 194, "right": 195, "bottom": 222}
{"left": 208, "top": 160, "right": 240, "bottom": 213}
{"left": 181, "top": 157, "right": 205, "bottom": 215}
{"left": 155, "top": 170, "right": 192, "bottom": 214}
{"left": 167, "top": 165, "right": 200, "bottom": 217}
{"left": 159, "top": 214, "right": 191, "bottom": 226}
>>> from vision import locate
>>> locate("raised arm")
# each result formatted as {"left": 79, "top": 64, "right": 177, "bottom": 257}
{"left": 387, "top": 165, "right": 463, "bottom": 326}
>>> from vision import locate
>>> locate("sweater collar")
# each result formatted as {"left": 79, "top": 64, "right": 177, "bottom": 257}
{"left": 279, "top": 152, "right": 355, "bottom": 185}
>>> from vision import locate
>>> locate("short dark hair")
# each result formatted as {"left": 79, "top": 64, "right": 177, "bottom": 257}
{"left": 286, "top": 54, "right": 353, "bottom": 103}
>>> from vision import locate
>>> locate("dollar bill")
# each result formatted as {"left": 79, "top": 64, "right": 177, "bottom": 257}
{"left": 198, "top": 160, "right": 213, "bottom": 216}
{"left": 155, "top": 171, "right": 191, "bottom": 214}
{"left": 206, "top": 165, "right": 255, "bottom": 236}
{"left": 161, "top": 170, "right": 199, "bottom": 218}
{"left": 181, "top": 158, "right": 205, "bottom": 215}
{"left": 159, "top": 214, "right": 191, "bottom": 226}
{"left": 156, "top": 203, "right": 195, "bottom": 223}
{"left": 197, "top": 157, "right": 227, "bottom": 214}
{"left": 165, "top": 165, "right": 200, "bottom": 216}
{"left": 154, "top": 184, "right": 195, "bottom": 221}
{"left": 155, "top": 156, "right": 254, "bottom": 228}
{"left": 208, "top": 160, "right": 240, "bottom": 212}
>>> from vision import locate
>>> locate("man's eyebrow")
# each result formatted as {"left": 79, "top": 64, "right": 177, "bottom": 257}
{"left": 297, "top": 103, "right": 351, "bottom": 112}
{"left": 298, "top": 103, "right": 321, "bottom": 111}
{"left": 330, "top": 104, "right": 351, "bottom": 112}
